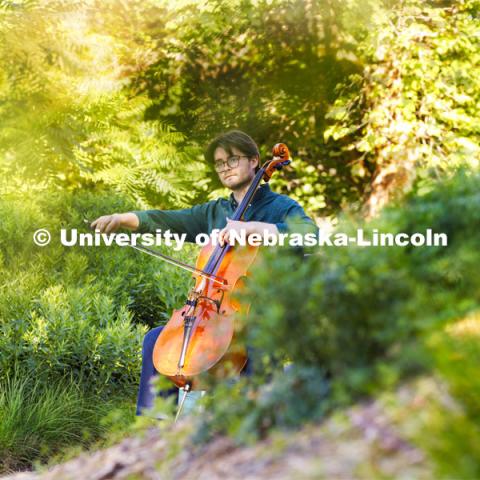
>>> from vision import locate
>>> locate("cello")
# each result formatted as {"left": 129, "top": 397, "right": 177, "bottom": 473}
{"left": 152, "top": 143, "right": 292, "bottom": 406}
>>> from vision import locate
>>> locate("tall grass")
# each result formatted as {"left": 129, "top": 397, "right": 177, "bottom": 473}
{"left": 0, "top": 369, "right": 130, "bottom": 474}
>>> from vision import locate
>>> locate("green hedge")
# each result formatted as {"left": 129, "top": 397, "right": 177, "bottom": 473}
{"left": 195, "top": 171, "right": 480, "bottom": 479}
{"left": 0, "top": 187, "right": 193, "bottom": 396}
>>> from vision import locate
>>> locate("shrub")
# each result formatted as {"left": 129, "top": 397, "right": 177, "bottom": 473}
{"left": 417, "top": 312, "right": 480, "bottom": 479}
{"left": 195, "top": 171, "right": 480, "bottom": 455}
{"left": 0, "top": 188, "right": 194, "bottom": 396}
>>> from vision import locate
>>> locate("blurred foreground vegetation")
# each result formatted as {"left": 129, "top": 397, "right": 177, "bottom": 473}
{"left": 196, "top": 171, "right": 480, "bottom": 480}
{"left": 0, "top": 0, "right": 479, "bottom": 475}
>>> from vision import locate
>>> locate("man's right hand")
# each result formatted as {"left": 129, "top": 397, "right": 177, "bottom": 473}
{"left": 90, "top": 213, "right": 139, "bottom": 233}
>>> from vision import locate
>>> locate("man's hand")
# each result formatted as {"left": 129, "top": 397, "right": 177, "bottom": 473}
{"left": 218, "top": 219, "right": 278, "bottom": 246}
{"left": 90, "top": 213, "right": 139, "bottom": 233}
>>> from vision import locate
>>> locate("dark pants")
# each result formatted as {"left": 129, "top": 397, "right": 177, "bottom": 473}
{"left": 136, "top": 326, "right": 253, "bottom": 415}
{"left": 136, "top": 326, "right": 173, "bottom": 415}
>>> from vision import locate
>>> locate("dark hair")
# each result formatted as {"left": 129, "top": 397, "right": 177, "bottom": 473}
{"left": 205, "top": 130, "right": 260, "bottom": 170}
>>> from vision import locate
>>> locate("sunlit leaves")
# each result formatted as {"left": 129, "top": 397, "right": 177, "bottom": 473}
{"left": 0, "top": 0, "right": 204, "bottom": 208}
{"left": 325, "top": 0, "right": 480, "bottom": 217}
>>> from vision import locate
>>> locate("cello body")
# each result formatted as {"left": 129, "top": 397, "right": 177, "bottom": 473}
{"left": 152, "top": 242, "right": 257, "bottom": 388}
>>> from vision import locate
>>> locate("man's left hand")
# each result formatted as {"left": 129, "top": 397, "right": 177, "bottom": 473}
{"left": 218, "top": 219, "right": 278, "bottom": 247}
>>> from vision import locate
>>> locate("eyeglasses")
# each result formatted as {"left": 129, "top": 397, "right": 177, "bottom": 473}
{"left": 214, "top": 155, "right": 250, "bottom": 173}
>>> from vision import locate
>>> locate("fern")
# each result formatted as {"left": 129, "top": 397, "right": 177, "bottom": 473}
{"left": 0, "top": 0, "right": 207, "bottom": 208}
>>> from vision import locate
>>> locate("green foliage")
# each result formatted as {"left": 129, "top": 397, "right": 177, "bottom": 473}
{"left": 196, "top": 171, "right": 480, "bottom": 461}
{"left": 325, "top": 0, "right": 480, "bottom": 216}
{"left": 195, "top": 366, "right": 330, "bottom": 444}
{"left": 417, "top": 313, "right": 480, "bottom": 479}
{"left": 122, "top": 0, "right": 480, "bottom": 218}
{"left": 1, "top": 0, "right": 479, "bottom": 474}
{"left": 0, "top": 188, "right": 193, "bottom": 396}
{"left": 0, "top": 2, "right": 207, "bottom": 468}
{"left": 0, "top": 0, "right": 207, "bottom": 208}
{"left": 0, "top": 186, "right": 196, "bottom": 470}
{"left": 0, "top": 369, "right": 129, "bottom": 474}
{"left": 134, "top": 0, "right": 385, "bottom": 216}
{"left": 3, "top": 0, "right": 476, "bottom": 218}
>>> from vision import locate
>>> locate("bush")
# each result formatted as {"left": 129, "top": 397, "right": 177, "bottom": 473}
{"left": 0, "top": 187, "right": 194, "bottom": 396}
{"left": 0, "top": 186, "right": 198, "bottom": 470}
{"left": 417, "top": 312, "right": 480, "bottom": 479}
{"left": 195, "top": 170, "right": 480, "bottom": 458}
{"left": 195, "top": 366, "right": 330, "bottom": 444}
{"left": 245, "top": 170, "right": 480, "bottom": 375}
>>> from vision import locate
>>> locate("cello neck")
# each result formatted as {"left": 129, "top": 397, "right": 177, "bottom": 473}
{"left": 231, "top": 167, "right": 266, "bottom": 221}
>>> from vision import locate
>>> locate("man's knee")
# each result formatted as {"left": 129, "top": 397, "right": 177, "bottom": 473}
{"left": 142, "top": 326, "right": 163, "bottom": 355}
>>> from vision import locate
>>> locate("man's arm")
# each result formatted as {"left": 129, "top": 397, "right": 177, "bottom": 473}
{"left": 91, "top": 212, "right": 139, "bottom": 233}
{"left": 275, "top": 202, "right": 318, "bottom": 235}
{"left": 90, "top": 203, "right": 211, "bottom": 242}
{"left": 218, "top": 202, "right": 317, "bottom": 246}
{"left": 218, "top": 220, "right": 278, "bottom": 246}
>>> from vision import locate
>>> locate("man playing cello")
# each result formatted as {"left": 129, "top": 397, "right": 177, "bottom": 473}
{"left": 91, "top": 130, "right": 316, "bottom": 415}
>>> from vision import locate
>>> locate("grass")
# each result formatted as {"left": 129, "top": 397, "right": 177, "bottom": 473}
{"left": 0, "top": 369, "right": 135, "bottom": 475}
